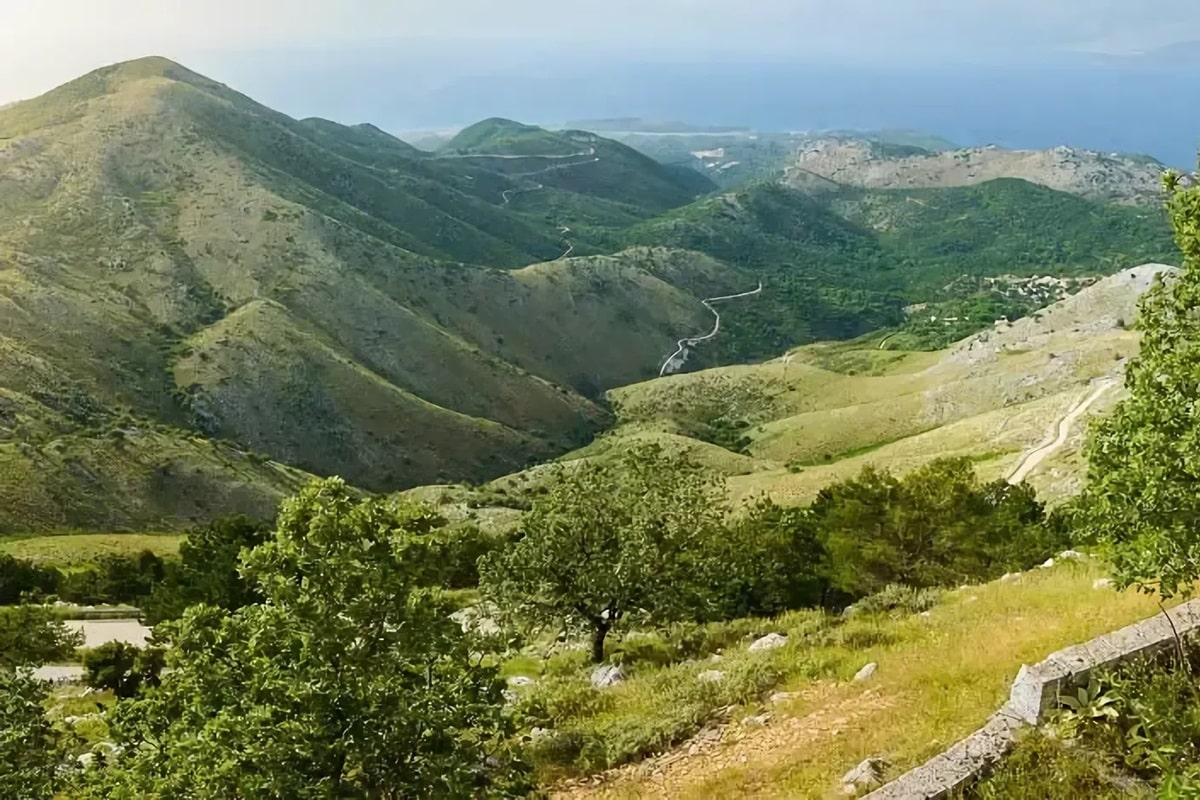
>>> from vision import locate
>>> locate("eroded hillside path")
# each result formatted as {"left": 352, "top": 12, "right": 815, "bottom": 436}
{"left": 659, "top": 283, "right": 764, "bottom": 376}
{"left": 555, "top": 683, "right": 894, "bottom": 799}
{"left": 1006, "top": 377, "right": 1118, "bottom": 484}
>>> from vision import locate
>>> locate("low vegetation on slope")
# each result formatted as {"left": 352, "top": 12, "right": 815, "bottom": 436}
{"left": 457, "top": 263, "right": 1166, "bottom": 519}
{"left": 623, "top": 180, "right": 1176, "bottom": 360}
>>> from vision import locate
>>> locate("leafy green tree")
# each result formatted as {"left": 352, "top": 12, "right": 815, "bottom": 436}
{"left": 481, "top": 444, "right": 727, "bottom": 663}
{"left": 58, "top": 551, "right": 164, "bottom": 606}
{"left": 142, "top": 515, "right": 270, "bottom": 624}
{"left": 811, "top": 458, "right": 1048, "bottom": 595}
{"left": 1080, "top": 172, "right": 1198, "bottom": 596}
{"left": 85, "top": 478, "right": 530, "bottom": 799}
{"left": 0, "top": 605, "right": 82, "bottom": 667}
{"left": 0, "top": 555, "right": 60, "bottom": 605}
{"left": 0, "top": 669, "right": 62, "bottom": 800}
{"left": 711, "top": 497, "right": 829, "bottom": 617}
{"left": 82, "top": 642, "right": 165, "bottom": 699}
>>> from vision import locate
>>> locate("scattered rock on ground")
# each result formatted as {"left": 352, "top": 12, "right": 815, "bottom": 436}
{"left": 687, "top": 727, "right": 723, "bottom": 756}
{"left": 591, "top": 664, "right": 626, "bottom": 688}
{"left": 853, "top": 663, "right": 878, "bottom": 682}
{"left": 1059, "top": 549, "right": 1086, "bottom": 560}
{"left": 1001, "top": 572, "right": 1021, "bottom": 582}
{"left": 749, "top": 633, "right": 788, "bottom": 652}
{"left": 1039, "top": 558, "right": 1056, "bottom": 569}
{"left": 1094, "top": 578, "right": 1115, "bottom": 590}
{"left": 507, "top": 676, "right": 536, "bottom": 687}
{"left": 697, "top": 670, "right": 725, "bottom": 683}
{"left": 742, "top": 713, "right": 771, "bottom": 727}
{"left": 770, "top": 691, "right": 798, "bottom": 704}
{"left": 841, "top": 756, "right": 888, "bottom": 795}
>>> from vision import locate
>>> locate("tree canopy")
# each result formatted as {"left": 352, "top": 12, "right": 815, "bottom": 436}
{"left": 83, "top": 478, "right": 531, "bottom": 799}
{"left": 1081, "top": 172, "right": 1198, "bottom": 597}
{"left": 481, "top": 444, "right": 729, "bottom": 663}
{"left": 811, "top": 457, "right": 1051, "bottom": 595}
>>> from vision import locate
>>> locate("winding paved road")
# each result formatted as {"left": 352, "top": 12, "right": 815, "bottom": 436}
{"left": 435, "top": 146, "right": 596, "bottom": 161}
{"left": 1006, "top": 378, "right": 1118, "bottom": 484}
{"left": 481, "top": 143, "right": 599, "bottom": 259}
{"left": 659, "top": 283, "right": 764, "bottom": 376}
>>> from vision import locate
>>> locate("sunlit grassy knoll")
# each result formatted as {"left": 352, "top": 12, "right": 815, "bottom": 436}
{"left": 0, "top": 533, "right": 185, "bottom": 565}
{"left": 574, "top": 562, "right": 1171, "bottom": 799}
{"left": 728, "top": 388, "right": 1087, "bottom": 507}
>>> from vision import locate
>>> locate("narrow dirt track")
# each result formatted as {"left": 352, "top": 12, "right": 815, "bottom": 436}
{"left": 1007, "top": 378, "right": 1118, "bottom": 484}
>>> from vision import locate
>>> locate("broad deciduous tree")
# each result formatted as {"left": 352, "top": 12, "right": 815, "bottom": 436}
{"left": 1081, "top": 171, "right": 1200, "bottom": 597}
{"left": 481, "top": 444, "right": 727, "bottom": 663}
{"left": 84, "top": 478, "right": 530, "bottom": 799}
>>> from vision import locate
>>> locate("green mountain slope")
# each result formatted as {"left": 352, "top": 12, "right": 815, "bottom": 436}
{"left": 622, "top": 179, "right": 1176, "bottom": 360}
{"left": 442, "top": 117, "right": 716, "bottom": 213}
{"left": 0, "top": 58, "right": 738, "bottom": 529}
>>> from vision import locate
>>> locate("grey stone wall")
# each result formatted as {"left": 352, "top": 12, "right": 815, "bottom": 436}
{"left": 861, "top": 597, "right": 1200, "bottom": 799}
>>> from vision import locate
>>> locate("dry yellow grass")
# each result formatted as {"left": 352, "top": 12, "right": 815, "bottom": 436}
{"left": 569, "top": 561, "right": 1172, "bottom": 799}
{"left": 0, "top": 533, "right": 185, "bottom": 565}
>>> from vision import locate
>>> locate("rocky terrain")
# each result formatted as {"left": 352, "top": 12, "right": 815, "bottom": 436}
{"left": 785, "top": 140, "right": 1173, "bottom": 205}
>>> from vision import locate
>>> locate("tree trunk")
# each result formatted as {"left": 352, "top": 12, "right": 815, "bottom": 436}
{"left": 591, "top": 623, "right": 609, "bottom": 663}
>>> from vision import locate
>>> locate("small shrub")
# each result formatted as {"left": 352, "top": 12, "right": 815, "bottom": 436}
{"left": 611, "top": 634, "right": 673, "bottom": 668}
{"left": 516, "top": 677, "right": 613, "bottom": 729}
{"left": 661, "top": 618, "right": 764, "bottom": 661}
{"left": 854, "top": 584, "right": 942, "bottom": 617}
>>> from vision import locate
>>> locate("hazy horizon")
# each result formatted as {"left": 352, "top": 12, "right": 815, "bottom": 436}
{"left": 5, "top": 1, "right": 1200, "bottom": 165}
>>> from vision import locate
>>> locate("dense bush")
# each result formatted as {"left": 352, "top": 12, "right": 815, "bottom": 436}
{"left": 852, "top": 584, "right": 942, "bottom": 618}
{"left": 811, "top": 458, "right": 1061, "bottom": 595}
{"left": 58, "top": 551, "right": 164, "bottom": 606}
{"left": 709, "top": 498, "right": 829, "bottom": 618}
{"left": 142, "top": 515, "right": 270, "bottom": 624}
{"left": 82, "top": 641, "right": 165, "bottom": 698}
{"left": 0, "top": 555, "right": 59, "bottom": 604}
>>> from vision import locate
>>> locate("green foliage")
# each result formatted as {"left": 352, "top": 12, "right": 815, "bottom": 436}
{"left": 0, "top": 605, "right": 82, "bottom": 667}
{"left": 709, "top": 497, "right": 828, "bottom": 618}
{"left": 0, "top": 669, "right": 63, "bottom": 800}
{"left": 409, "top": 522, "right": 511, "bottom": 590}
{"left": 1080, "top": 170, "right": 1200, "bottom": 598}
{"left": 82, "top": 642, "right": 165, "bottom": 699}
{"left": 142, "top": 515, "right": 270, "bottom": 624}
{"left": 974, "top": 653, "right": 1200, "bottom": 798}
{"left": 0, "top": 554, "right": 60, "bottom": 604}
{"left": 811, "top": 458, "right": 1054, "bottom": 595}
{"left": 57, "top": 551, "right": 164, "bottom": 606}
{"left": 481, "top": 443, "right": 729, "bottom": 662}
{"left": 85, "top": 478, "right": 532, "bottom": 798}
{"left": 853, "top": 584, "right": 942, "bottom": 617}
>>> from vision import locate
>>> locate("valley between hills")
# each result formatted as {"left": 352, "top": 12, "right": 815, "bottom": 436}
{"left": 0, "top": 56, "right": 1181, "bottom": 534}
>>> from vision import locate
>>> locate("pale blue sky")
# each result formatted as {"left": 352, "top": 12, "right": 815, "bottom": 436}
{"left": 2, "top": 0, "right": 1198, "bottom": 104}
